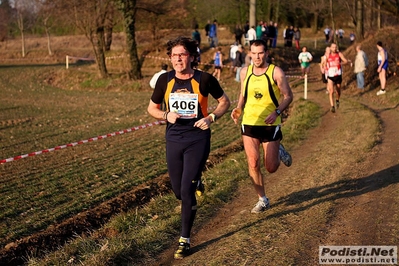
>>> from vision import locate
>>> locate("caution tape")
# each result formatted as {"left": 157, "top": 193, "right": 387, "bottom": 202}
{"left": 0, "top": 121, "right": 166, "bottom": 164}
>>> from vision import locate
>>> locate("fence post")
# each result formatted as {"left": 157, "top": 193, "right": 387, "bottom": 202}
{"left": 66, "top": 55, "right": 69, "bottom": 69}
{"left": 304, "top": 74, "right": 308, "bottom": 99}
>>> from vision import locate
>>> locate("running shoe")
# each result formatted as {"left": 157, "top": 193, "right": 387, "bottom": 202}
{"left": 330, "top": 106, "right": 335, "bottom": 113}
{"left": 174, "top": 239, "right": 190, "bottom": 259}
{"left": 336, "top": 100, "right": 340, "bottom": 109}
{"left": 195, "top": 180, "right": 205, "bottom": 197}
{"left": 279, "top": 144, "right": 292, "bottom": 167}
{"left": 376, "top": 89, "right": 386, "bottom": 96}
{"left": 251, "top": 198, "right": 271, "bottom": 213}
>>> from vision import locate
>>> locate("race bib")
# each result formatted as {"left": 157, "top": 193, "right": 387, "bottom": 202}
{"left": 328, "top": 66, "right": 341, "bottom": 77}
{"left": 169, "top": 93, "right": 198, "bottom": 119}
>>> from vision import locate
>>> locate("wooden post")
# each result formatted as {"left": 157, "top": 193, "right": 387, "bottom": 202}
{"left": 304, "top": 74, "right": 308, "bottom": 99}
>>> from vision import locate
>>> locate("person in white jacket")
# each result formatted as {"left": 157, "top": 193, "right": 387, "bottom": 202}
{"left": 354, "top": 45, "right": 368, "bottom": 90}
{"left": 149, "top": 63, "right": 168, "bottom": 89}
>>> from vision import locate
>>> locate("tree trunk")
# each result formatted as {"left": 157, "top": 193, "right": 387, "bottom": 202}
{"left": 21, "top": 30, "right": 25, "bottom": 58}
{"left": 17, "top": 11, "right": 25, "bottom": 57}
{"left": 312, "top": 12, "right": 319, "bottom": 34}
{"left": 93, "top": 26, "right": 108, "bottom": 78}
{"left": 105, "top": 26, "right": 113, "bottom": 51}
{"left": 250, "top": 0, "right": 256, "bottom": 29}
{"left": 274, "top": 1, "right": 280, "bottom": 24}
{"left": 104, "top": 8, "right": 114, "bottom": 51}
{"left": 377, "top": 4, "right": 381, "bottom": 29}
{"left": 330, "top": 0, "right": 337, "bottom": 44}
{"left": 118, "top": 0, "right": 142, "bottom": 80}
{"left": 355, "top": 0, "right": 364, "bottom": 41}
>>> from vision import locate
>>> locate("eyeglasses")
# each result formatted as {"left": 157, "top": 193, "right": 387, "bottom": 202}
{"left": 170, "top": 53, "right": 190, "bottom": 59}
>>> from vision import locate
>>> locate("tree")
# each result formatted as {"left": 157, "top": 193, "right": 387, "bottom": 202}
{"left": 355, "top": 0, "right": 364, "bottom": 40}
{"left": 116, "top": 0, "right": 142, "bottom": 80}
{"left": 14, "top": 0, "right": 36, "bottom": 57}
{"left": 0, "top": 0, "right": 12, "bottom": 42}
{"left": 55, "top": 0, "right": 115, "bottom": 78}
{"left": 36, "top": 0, "right": 58, "bottom": 55}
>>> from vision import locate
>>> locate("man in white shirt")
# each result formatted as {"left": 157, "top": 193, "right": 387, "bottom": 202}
{"left": 149, "top": 63, "right": 168, "bottom": 89}
{"left": 247, "top": 26, "right": 257, "bottom": 42}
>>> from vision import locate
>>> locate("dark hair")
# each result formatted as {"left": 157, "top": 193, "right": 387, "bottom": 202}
{"left": 166, "top": 36, "right": 199, "bottom": 67}
{"left": 161, "top": 63, "right": 168, "bottom": 70}
{"left": 249, "top": 39, "right": 268, "bottom": 51}
{"left": 377, "top": 41, "right": 383, "bottom": 47}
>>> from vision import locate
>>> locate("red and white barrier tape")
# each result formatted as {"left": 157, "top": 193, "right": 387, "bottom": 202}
{"left": 0, "top": 120, "right": 165, "bottom": 164}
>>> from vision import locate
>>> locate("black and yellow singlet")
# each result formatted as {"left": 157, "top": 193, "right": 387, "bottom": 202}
{"left": 242, "top": 64, "right": 281, "bottom": 126}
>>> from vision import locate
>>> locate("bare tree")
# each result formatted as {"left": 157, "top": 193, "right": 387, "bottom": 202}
{"left": 14, "top": 0, "right": 36, "bottom": 57}
{"left": 0, "top": 0, "right": 12, "bottom": 43}
{"left": 35, "top": 0, "right": 57, "bottom": 55}
{"left": 116, "top": 0, "right": 142, "bottom": 80}
{"left": 55, "top": 0, "right": 114, "bottom": 78}
{"left": 355, "top": 0, "right": 364, "bottom": 40}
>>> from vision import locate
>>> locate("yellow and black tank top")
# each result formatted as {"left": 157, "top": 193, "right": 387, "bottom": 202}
{"left": 242, "top": 64, "right": 281, "bottom": 126}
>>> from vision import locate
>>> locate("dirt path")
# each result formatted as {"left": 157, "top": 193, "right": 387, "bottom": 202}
{"left": 154, "top": 65, "right": 399, "bottom": 265}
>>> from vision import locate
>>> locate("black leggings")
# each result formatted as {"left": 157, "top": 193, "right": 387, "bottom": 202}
{"left": 166, "top": 137, "right": 210, "bottom": 238}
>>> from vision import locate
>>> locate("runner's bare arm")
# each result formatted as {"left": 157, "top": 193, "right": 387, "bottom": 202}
{"left": 339, "top": 52, "right": 350, "bottom": 65}
{"left": 274, "top": 67, "right": 293, "bottom": 112}
{"left": 231, "top": 66, "right": 248, "bottom": 124}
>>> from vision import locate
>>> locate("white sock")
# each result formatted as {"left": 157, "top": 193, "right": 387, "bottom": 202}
{"left": 260, "top": 196, "right": 268, "bottom": 202}
{"left": 179, "top": 237, "right": 190, "bottom": 244}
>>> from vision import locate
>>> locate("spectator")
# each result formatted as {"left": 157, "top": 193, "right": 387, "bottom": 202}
{"left": 205, "top": 20, "right": 211, "bottom": 44}
{"left": 247, "top": 26, "right": 257, "bottom": 43}
{"left": 272, "top": 22, "right": 278, "bottom": 48}
{"left": 283, "top": 26, "right": 288, "bottom": 47}
{"left": 354, "top": 44, "right": 368, "bottom": 91}
{"left": 244, "top": 21, "right": 250, "bottom": 38}
{"left": 256, "top": 20, "right": 264, "bottom": 40}
{"left": 233, "top": 45, "right": 245, "bottom": 82}
{"left": 191, "top": 25, "right": 201, "bottom": 48}
{"left": 294, "top": 27, "right": 301, "bottom": 50}
{"left": 234, "top": 24, "right": 244, "bottom": 45}
{"left": 149, "top": 63, "right": 168, "bottom": 89}
{"left": 209, "top": 19, "right": 218, "bottom": 48}
{"left": 338, "top": 28, "right": 344, "bottom": 39}
{"left": 324, "top": 26, "right": 330, "bottom": 43}
{"left": 229, "top": 42, "right": 239, "bottom": 74}
{"left": 349, "top": 32, "right": 356, "bottom": 44}
{"left": 286, "top": 26, "right": 294, "bottom": 47}
{"left": 267, "top": 21, "right": 276, "bottom": 48}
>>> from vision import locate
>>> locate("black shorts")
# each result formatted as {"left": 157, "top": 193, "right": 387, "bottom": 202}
{"left": 241, "top": 125, "right": 282, "bottom": 143}
{"left": 215, "top": 66, "right": 222, "bottom": 70}
{"left": 322, "top": 74, "right": 327, "bottom": 84}
{"left": 327, "top": 75, "right": 342, "bottom": 85}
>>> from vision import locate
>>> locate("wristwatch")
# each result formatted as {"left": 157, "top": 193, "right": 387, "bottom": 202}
{"left": 209, "top": 113, "right": 217, "bottom": 122}
{"left": 275, "top": 109, "right": 281, "bottom": 116}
